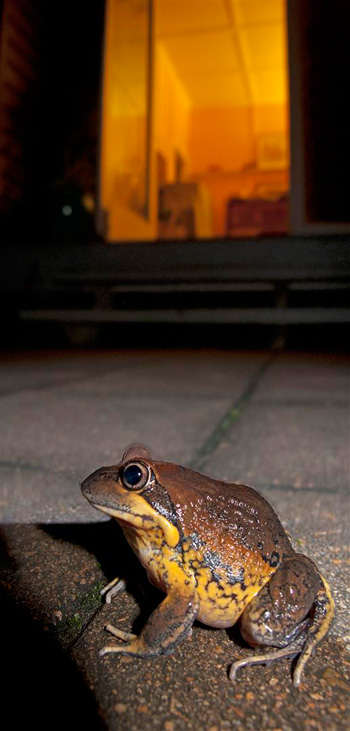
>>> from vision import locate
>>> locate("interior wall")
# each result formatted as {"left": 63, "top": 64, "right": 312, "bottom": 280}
{"left": 188, "top": 103, "right": 288, "bottom": 175}
{"left": 253, "top": 103, "right": 289, "bottom": 138}
{"left": 154, "top": 44, "right": 190, "bottom": 181}
{"left": 188, "top": 106, "right": 254, "bottom": 175}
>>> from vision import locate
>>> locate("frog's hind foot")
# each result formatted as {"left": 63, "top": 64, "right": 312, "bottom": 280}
{"left": 230, "top": 573, "right": 334, "bottom": 686}
{"left": 229, "top": 634, "right": 305, "bottom": 682}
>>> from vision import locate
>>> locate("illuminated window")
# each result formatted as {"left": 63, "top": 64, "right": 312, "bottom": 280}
{"left": 100, "top": 0, "right": 289, "bottom": 241}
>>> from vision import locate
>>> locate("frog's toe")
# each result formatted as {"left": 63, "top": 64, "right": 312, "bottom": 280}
{"left": 99, "top": 628, "right": 139, "bottom": 656}
{"left": 99, "top": 644, "right": 125, "bottom": 657}
{"left": 99, "top": 641, "right": 142, "bottom": 657}
{"left": 104, "top": 624, "right": 137, "bottom": 642}
{"left": 229, "top": 645, "right": 301, "bottom": 681}
{"left": 100, "top": 636, "right": 154, "bottom": 658}
{"left": 229, "top": 653, "right": 269, "bottom": 681}
{"left": 100, "top": 578, "right": 126, "bottom": 603}
{"left": 229, "top": 656, "right": 249, "bottom": 681}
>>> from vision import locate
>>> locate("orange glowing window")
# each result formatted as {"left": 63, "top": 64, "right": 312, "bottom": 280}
{"left": 99, "top": 0, "right": 290, "bottom": 241}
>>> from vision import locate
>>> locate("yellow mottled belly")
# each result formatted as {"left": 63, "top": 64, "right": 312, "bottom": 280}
{"left": 182, "top": 543, "right": 275, "bottom": 628}
{"left": 195, "top": 570, "right": 271, "bottom": 628}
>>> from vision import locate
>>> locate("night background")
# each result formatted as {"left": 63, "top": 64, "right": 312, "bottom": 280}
{"left": 1, "top": 0, "right": 349, "bottom": 351}
{"left": 1, "top": 2, "right": 350, "bottom": 729}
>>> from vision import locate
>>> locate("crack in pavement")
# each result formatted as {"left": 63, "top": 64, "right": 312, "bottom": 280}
{"left": 189, "top": 352, "right": 275, "bottom": 472}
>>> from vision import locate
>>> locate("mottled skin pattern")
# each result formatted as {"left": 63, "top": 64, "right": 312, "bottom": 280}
{"left": 81, "top": 445, "right": 334, "bottom": 686}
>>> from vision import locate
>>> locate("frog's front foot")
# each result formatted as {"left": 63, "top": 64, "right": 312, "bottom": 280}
{"left": 99, "top": 588, "right": 198, "bottom": 659}
{"left": 99, "top": 624, "right": 137, "bottom": 656}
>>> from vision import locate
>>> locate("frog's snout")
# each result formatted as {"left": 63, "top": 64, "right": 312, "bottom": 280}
{"left": 81, "top": 466, "right": 116, "bottom": 501}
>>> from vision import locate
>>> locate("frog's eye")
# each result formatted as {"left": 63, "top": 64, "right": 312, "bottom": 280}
{"left": 121, "top": 461, "right": 152, "bottom": 490}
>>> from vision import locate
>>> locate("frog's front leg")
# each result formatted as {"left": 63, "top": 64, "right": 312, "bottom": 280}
{"left": 230, "top": 555, "right": 334, "bottom": 686}
{"left": 100, "top": 586, "right": 199, "bottom": 658}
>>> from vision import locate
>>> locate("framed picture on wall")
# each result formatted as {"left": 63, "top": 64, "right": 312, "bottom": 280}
{"left": 256, "top": 132, "right": 289, "bottom": 171}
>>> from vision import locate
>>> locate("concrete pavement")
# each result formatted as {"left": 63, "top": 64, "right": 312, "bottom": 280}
{"left": 1, "top": 348, "right": 349, "bottom": 729}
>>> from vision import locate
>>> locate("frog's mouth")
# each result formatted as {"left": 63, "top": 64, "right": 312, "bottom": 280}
{"left": 91, "top": 500, "right": 158, "bottom": 530}
{"left": 82, "top": 485, "right": 180, "bottom": 548}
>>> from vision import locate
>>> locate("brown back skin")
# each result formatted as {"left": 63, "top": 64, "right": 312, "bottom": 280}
{"left": 149, "top": 461, "right": 294, "bottom": 568}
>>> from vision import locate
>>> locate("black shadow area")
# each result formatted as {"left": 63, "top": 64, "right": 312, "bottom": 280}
{"left": 1, "top": 584, "right": 106, "bottom": 730}
{"left": 0, "top": 520, "right": 156, "bottom": 730}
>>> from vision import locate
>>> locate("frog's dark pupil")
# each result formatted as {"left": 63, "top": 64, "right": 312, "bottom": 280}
{"left": 123, "top": 464, "right": 142, "bottom": 487}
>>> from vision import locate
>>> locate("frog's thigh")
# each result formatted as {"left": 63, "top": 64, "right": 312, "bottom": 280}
{"left": 240, "top": 555, "right": 321, "bottom": 648}
{"left": 100, "top": 586, "right": 199, "bottom": 659}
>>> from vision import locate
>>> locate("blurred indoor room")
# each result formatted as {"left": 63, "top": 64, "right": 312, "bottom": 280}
{"left": 99, "top": 0, "right": 290, "bottom": 241}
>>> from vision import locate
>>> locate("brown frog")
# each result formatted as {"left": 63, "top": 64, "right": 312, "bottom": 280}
{"left": 81, "top": 445, "right": 334, "bottom": 686}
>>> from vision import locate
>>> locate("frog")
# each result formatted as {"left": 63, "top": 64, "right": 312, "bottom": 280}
{"left": 81, "top": 444, "right": 334, "bottom": 686}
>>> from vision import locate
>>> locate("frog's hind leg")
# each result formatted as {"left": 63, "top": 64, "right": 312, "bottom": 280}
{"left": 230, "top": 556, "right": 334, "bottom": 686}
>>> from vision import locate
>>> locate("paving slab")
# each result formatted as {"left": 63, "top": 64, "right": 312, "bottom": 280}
{"left": 1, "top": 350, "right": 266, "bottom": 523}
{"left": 0, "top": 350, "right": 123, "bottom": 396}
{"left": 207, "top": 402, "right": 349, "bottom": 490}
{"left": 251, "top": 352, "right": 350, "bottom": 404}
{"left": 1, "top": 349, "right": 266, "bottom": 399}
{"left": 1, "top": 349, "right": 349, "bottom": 730}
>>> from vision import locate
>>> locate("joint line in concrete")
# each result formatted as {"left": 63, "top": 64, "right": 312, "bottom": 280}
{"left": 189, "top": 352, "right": 275, "bottom": 472}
